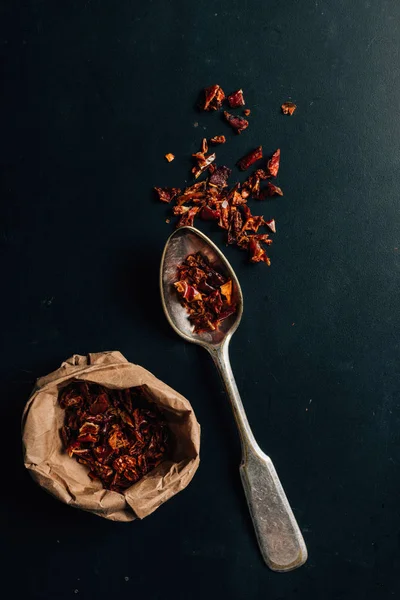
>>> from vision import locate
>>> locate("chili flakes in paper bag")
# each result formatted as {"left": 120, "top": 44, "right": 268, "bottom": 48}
{"left": 22, "top": 351, "right": 200, "bottom": 522}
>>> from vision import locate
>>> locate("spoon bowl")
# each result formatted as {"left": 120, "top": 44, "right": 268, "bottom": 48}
{"left": 160, "top": 226, "right": 243, "bottom": 348}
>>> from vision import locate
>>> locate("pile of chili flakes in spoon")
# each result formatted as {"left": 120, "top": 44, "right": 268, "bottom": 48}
{"left": 155, "top": 85, "right": 296, "bottom": 266}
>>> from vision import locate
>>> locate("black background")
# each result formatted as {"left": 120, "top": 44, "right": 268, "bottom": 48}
{"left": 1, "top": 1, "right": 400, "bottom": 598}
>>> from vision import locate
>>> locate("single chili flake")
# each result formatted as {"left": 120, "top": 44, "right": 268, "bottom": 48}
{"left": 154, "top": 187, "right": 181, "bottom": 204}
{"left": 200, "top": 205, "right": 220, "bottom": 221}
{"left": 281, "top": 101, "right": 297, "bottom": 115}
{"left": 218, "top": 199, "right": 230, "bottom": 230}
{"left": 265, "top": 218, "right": 276, "bottom": 233}
{"left": 237, "top": 146, "right": 263, "bottom": 171}
{"left": 227, "top": 89, "right": 245, "bottom": 108}
{"left": 209, "top": 166, "right": 232, "bottom": 189}
{"left": 177, "top": 205, "right": 199, "bottom": 228}
{"left": 227, "top": 208, "right": 243, "bottom": 245}
{"left": 266, "top": 148, "right": 280, "bottom": 178}
{"left": 248, "top": 237, "right": 271, "bottom": 266}
{"left": 243, "top": 108, "right": 251, "bottom": 116}
{"left": 201, "top": 138, "right": 208, "bottom": 154}
{"left": 203, "top": 84, "right": 225, "bottom": 111}
{"left": 223, "top": 111, "right": 249, "bottom": 134}
{"left": 59, "top": 382, "right": 171, "bottom": 493}
{"left": 209, "top": 135, "right": 226, "bottom": 145}
{"left": 174, "top": 252, "right": 237, "bottom": 333}
{"left": 192, "top": 152, "right": 216, "bottom": 179}
{"left": 260, "top": 182, "right": 284, "bottom": 198}
{"left": 220, "top": 280, "right": 233, "bottom": 305}
{"left": 165, "top": 153, "right": 175, "bottom": 162}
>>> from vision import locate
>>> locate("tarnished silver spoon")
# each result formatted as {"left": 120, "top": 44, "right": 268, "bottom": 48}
{"left": 160, "top": 225, "right": 307, "bottom": 572}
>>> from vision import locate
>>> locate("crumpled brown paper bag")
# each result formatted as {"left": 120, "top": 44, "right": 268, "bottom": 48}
{"left": 22, "top": 351, "right": 200, "bottom": 522}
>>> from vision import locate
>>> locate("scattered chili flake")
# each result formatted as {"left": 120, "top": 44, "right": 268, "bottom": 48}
{"left": 264, "top": 218, "right": 276, "bottom": 233}
{"left": 192, "top": 152, "right": 216, "bottom": 179}
{"left": 203, "top": 84, "right": 225, "bottom": 111}
{"left": 260, "top": 182, "right": 284, "bottom": 198}
{"left": 223, "top": 111, "right": 249, "bottom": 134}
{"left": 227, "top": 89, "right": 245, "bottom": 108}
{"left": 266, "top": 148, "right": 280, "bottom": 178}
{"left": 174, "top": 252, "right": 237, "bottom": 333}
{"left": 200, "top": 205, "right": 220, "bottom": 221}
{"left": 209, "top": 166, "right": 231, "bottom": 189}
{"left": 165, "top": 153, "right": 175, "bottom": 162}
{"left": 201, "top": 138, "right": 208, "bottom": 154}
{"left": 210, "top": 135, "right": 226, "bottom": 145}
{"left": 248, "top": 238, "right": 271, "bottom": 265}
{"left": 154, "top": 187, "right": 181, "bottom": 204}
{"left": 243, "top": 108, "right": 251, "bottom": 116}
{"left": 177, "top": 205, "right": 199, "bottom": 228}
{"left": 59, "top": 383, "right": 171, "bottom": 493}
{"left": 281, "top": 101, "right": 297, "bottom": 115}
{"left": 237, "top": 146, "right": 263, "bottom": 171}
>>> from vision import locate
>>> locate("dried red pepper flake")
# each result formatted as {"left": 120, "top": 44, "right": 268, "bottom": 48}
{"left": 209, "top": 135, "right": 226, "bottom": 145}
{"left": 227, "top": 89, "right": 245, "bottom": 108}
{"left": 218, "top": 199, "right": 231, "bottom": 230}
{"left": 165, "top": 153, "right": 175, "bottom": 162}
{"left": 174, "top": 252, "right": 237, "bottom": 333}
{"left": 200, "top": 205, "right": 221, "bottom": 221}
{"left": 203, "top": 84, "right": 225, "bottom": 111}
{"left": 201, "top": 138, "right": 208, "bottom": 154}
{"left": 58, "top": 383, "right": 171, "bottom": 493}
{"left": 237, "top": 146, "right": 263, "bottom": 171}
{"left": 266, "top": 148, "right": 280, "bottom": 178}
{"left": 281, "top": 101, "right": 297, "bottom": 115}
{"left": 154, "top": 187, "right": 181, "bottom": 204}
{"left": 260, "top": 182, "right": 284, "bottom": 198}
{"left": 176, "top": 205, "right": 199, "bottom": 228}
{"left": 243, "top": 108, "right": 251, "bottom": 117}
{"left": 248, "top": 237, "right": 271, "bottom": 265}
{"left": 209, "top": 166, "right": 232, "bottom": 189}
{"left": 208, "top": 163, "right": 216, "bottom": 174}
{"left": 264, "top": 218, "right": 276, "bottom": 233}
{"left": 223, "top": 111, "right": 249, "bottom": 134}
{"left": 228, "top": 208, "right": 244, "bottom": 245}
{"left": 192, "top": 152, "right": 216, "bottom": 179}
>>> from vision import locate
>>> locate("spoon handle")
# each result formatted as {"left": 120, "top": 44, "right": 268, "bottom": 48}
{"left": 210, "top": 343, "right": 307, "bottom": 572}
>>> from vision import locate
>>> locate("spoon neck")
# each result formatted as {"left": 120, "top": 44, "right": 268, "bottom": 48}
{"left": 209, "top": 342, "right": 259, "bottom": 456}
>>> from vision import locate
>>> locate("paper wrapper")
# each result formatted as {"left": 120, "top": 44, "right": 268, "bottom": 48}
{"left": 22, "top": 351, "right": 200, "bottom": 522}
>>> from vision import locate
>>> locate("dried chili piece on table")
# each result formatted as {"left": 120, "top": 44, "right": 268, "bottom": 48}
{"left": 248, "top": 237, "right": 271, "bottom": 265}
{"left": 260, "top": 182, "right": 283, "bottom": 198}
{"left": 227, "top": 89, "right": 245, "bottom": 108}
{"left": 165, "top": 153, "right": 175, "bottom": 162}
{"left": 192, "top": 152, "right": 216, "bottom": 179}
{"left": 177, "top": 206, "right": 199, "bottom": 228}
{"left": 209, "top": 166, "right": 231, "bottom": 189}
{"left": 243, "top": 108, "right": 251, "bottom": 116}
{"left": 174, "top": 252, "right": 237, "bottom": 333}
{"left": 201, "top": 138, "right": 208, "bottom": 153}
{"left": 223, "top": 111, "right": 249, "bottom": 134}
{"left": 209, "top": 135, "right": 226, "bottom": 145}
{"left": 266, "top": 148, "right": 280, "bottom": 178}
{"left": 281, "top": 102, "right": 297, "bottom": 115}
{"left": 203, "top": 84, "right": 225, "bottom": 111}
{"left": 237, "top": 146, "right": 263, "bottom": 171}
{"left": 154, "top": 187, "right": 181, "bottom": 204}
{"left": 264, "top": 218, "right": 276, "bottom": 233}
{"left": 58, "top": 383, "right": 171, "bottom": 493}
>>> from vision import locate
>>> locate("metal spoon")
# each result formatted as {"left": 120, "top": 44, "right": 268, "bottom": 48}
{"left": 160, "top": 225, "right": 307, "bottom": 572}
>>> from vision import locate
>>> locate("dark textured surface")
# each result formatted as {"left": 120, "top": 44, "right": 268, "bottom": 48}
{"left": 1, "top": 1, "right": 400, "bottom": 598}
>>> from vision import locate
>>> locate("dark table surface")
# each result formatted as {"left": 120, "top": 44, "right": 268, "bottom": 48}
{"left": 1, "top": 1, "right": 400, "bottom": 598}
